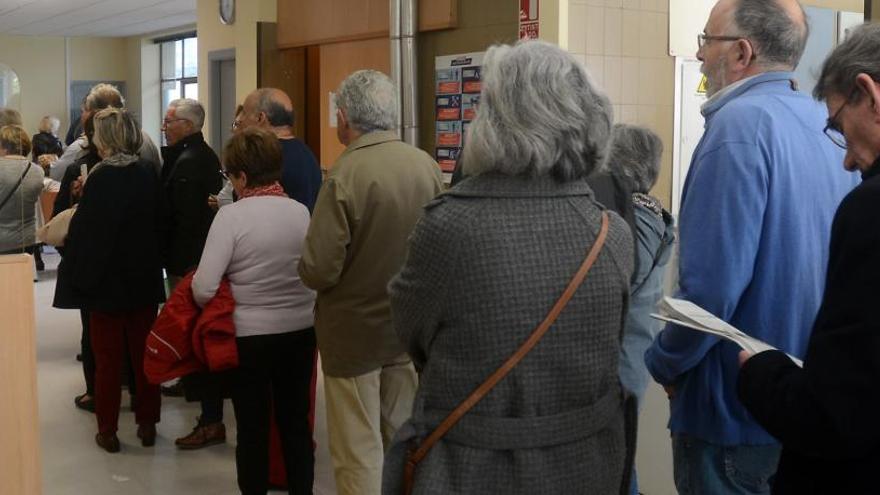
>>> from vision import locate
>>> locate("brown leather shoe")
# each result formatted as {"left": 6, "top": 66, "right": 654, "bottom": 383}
{"left": 137, "top": 424, "right": 156, "bottom": 447}
{"left": 175, "top": 421, "right": 225, "bottom": 450}
{"left": 95, "top": 432, "right": 120, "bottom": 453}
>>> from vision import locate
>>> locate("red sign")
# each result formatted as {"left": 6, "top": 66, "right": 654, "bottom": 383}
{"left": 520, "top": 0, "right": 538, "bottom": 22}
{"left": 519, "top": 0, "right": 539, "bottom": 40}
{"left": 520, "top": 22, "right": 539, "bottom": 40}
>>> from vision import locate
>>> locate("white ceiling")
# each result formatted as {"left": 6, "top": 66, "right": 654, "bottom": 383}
{"left": 0, "top": 0, "right": 196, "bottom": 38}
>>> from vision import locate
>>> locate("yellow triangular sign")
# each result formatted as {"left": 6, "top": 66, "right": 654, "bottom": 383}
{"left": 697, "top": 75, "right": 708, "bottom": 94}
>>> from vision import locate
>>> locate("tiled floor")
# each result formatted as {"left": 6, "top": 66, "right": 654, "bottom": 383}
{"left": 35, "top": 251, "right": 337, "bottom": 494}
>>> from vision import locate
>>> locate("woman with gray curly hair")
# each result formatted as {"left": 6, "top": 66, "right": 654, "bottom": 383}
{"left": 385, "top": 40, "right": 635, "bottom": 494}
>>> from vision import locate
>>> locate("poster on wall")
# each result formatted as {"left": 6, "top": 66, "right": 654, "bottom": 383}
{"left": 519, "top": 0, "right": 539, "bottom": 40}
{"left": 435, "top": 51, "right": 485, "bottom": 181}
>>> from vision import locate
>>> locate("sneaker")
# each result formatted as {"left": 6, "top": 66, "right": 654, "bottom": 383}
{"left": 175, "top": 420, "right": 225, "bottom": 450}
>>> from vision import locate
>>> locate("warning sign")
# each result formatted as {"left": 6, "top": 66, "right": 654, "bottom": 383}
{"left": 697, "top": 75, "right": 708, "bottom": 94}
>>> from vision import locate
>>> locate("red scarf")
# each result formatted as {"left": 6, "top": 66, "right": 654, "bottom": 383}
{"left": 239, "top": 181, "right": 287, "bottom": 199}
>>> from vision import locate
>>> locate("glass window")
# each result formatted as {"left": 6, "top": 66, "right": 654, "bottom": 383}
{"left": 183, "top": 38, "right": 198, "bottom": 78}
{"left": 159, "top": 35, "right": 198, "bottom": 143}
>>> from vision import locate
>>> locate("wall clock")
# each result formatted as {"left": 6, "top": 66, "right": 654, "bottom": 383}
{"left": 220, "top": 0, "right": 235, "bottom": 25}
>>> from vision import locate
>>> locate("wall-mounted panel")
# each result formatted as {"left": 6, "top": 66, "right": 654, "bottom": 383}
{"left": 278, "top": 0, "right": 457, "bottom": 48}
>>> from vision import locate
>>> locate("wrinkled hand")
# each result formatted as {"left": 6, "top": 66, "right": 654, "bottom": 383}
{"left": 738, "top": 350, "right": 754, "bottom": 368}
{"left": 71, "top": 177, "right": 84, "bottom": 199}
{"left": 207, "top": 194, "right": 219, "bottom": 211}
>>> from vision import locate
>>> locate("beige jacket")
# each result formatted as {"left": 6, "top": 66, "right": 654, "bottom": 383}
{"left": 298, "top": 130, "right": 442, "bottom": 377}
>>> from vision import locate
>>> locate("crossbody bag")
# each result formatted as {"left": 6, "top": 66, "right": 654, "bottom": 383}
{"left": 402, "top": 211, "right": 610, "bottom": 494}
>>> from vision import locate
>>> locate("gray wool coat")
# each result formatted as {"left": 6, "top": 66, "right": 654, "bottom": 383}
{"left": 385, "top": 173, "right": 635, "bottom": 495}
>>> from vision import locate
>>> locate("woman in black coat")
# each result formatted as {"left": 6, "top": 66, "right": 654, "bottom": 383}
{"left": 58, "top": 108, "right": 165, "bottom": 453}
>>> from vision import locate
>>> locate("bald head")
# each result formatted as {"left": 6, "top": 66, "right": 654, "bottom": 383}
{"left": 243, "top": 88, "right": 294, "bottom": 129}
{"left": 731, "top": 0, "right": 808, "bottom": 70}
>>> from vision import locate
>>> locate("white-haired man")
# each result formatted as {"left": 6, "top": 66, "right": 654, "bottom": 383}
{"left": 644, "top": 1, "right": 859, "bottom": 493}
{"left": 298, "top": 70, "right": 442, "bottom": 495}
{"left": 158, "top": 98, "right": 225, "bottom": 449}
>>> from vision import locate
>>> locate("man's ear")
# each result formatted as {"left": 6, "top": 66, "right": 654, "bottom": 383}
{"left": 855, "top": 73, "right": 880, "bottom": 113}
{"left": 733, "top": 38, "right": 755, "bottom": 69}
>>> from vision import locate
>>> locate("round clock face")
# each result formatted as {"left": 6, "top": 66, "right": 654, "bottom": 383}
{"left": 219, "top": 0, "right": 235, "bottom": 25}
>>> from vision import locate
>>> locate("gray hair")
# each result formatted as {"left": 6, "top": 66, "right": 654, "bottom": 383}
{"left": 0, "top": 107, "right": 22, "bottom": 127}
{"left": 39, "top": 115, "right": 61, "bottom": 134}
{"left": 608, "top": 124, "right": 663, "bottom": 194}
{"left": 168, "top": 98, "right": 205, "bottom": 130}
{"left": 460, "top": 40, "right": 613, "bottom": 182}
{"left": 814, "top": 23, "right": 880, "bottom": 102}
{"left": 734, "top": 0, "right": 809, "bottom": 70}
{"left": 335, "top": 70, "right": 398, "bottom": 134}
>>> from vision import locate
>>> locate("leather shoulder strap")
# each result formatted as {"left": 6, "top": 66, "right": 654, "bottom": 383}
{"left": 406, "top": 211, "right": 611, "bottom": 471}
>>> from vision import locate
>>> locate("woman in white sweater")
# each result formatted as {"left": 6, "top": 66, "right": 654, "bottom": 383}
{"left": 191, "top": 127, "right": 316, "bottom": 494}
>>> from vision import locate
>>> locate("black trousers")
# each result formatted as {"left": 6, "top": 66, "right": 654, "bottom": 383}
{"left": 231, "top": 328, "right": 316, "bottom": 495}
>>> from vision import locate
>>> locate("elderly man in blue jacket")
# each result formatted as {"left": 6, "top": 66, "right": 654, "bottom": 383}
{"left": 645, "top": 0, "right": 859, "bottom": 493}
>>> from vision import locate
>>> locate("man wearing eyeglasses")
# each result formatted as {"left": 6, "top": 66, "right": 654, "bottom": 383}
{"left": 645, "top": 1, "right": 859, "bottom": 493}
{"left": 735, "top": 23, "right": 880, "bottom": 494}
{"left": 159, "top": 98, "right": 225, "bottom": 450}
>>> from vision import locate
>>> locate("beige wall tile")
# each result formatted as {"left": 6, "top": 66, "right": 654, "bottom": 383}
{"left": 639, "top": 58, "right": 674, "bottom": 105}
{"left": 585, "top": 55, "right": 605, "bottom": 87}
{"left": 622, "top": 0, "right": 640, "bottom": 9}
{"left": 621, "top": 9, "right": 640, "bottom": 57}
{"left": 569, "top": 3, "right": 589, "bottom": 53}
{"left": 639, "top": 10, "right": 667, "bottom": 58}
{"left": 585, "top": 6, "right": 606, "bottom": 55}
{"left": 605, "top": 0, "right": 623, "bottom": 7}
{"left": 617, "top": 104, "right": 639, "bottom": 124}
{"left": 604, "top": 7, "right": 623, "bottom": 56}
{"left": 574, "top": 0, "right": 606, "bottom": 5}
{"left": 604, "top": 56, "right": 623, "bottom": 103}
{"left": 621, "top": 57, "right": 640, "bottom": 104}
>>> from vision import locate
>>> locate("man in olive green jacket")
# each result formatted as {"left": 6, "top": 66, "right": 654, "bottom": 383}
{"left": 298, "top": 70, "right": 442, "bottom": 495}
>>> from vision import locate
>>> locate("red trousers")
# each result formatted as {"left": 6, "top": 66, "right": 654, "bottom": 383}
{"left": 90, "top": 306, "right": 161, "bottom": 434}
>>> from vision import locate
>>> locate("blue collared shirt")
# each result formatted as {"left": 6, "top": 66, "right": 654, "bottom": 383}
{"left": 645, "top": 72, "right": 860, "bottom": 445}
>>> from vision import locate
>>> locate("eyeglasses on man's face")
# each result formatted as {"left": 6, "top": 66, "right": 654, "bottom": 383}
{"left": 162, "top": 118, "right": 187, "bottom": 128}
{"left": 824, "top": 89, "right": 860, "bottom": 150}
{"left": 231, "top": 119, "right": 242, "bottom": 130}
{"left": 697, "top": 33, "right": 746, "bottom": 50}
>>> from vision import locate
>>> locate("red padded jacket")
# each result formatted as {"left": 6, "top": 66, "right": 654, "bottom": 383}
{"left": 144, "top": 272, "right": 237, "bottom": 384}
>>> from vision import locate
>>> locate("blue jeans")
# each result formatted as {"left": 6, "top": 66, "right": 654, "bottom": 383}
{"left": 672, "top": 435, "right": 781, "bottom": 495}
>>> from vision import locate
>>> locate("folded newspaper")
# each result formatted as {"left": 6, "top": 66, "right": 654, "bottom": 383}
{"left": 651, "top": 297, "right": 803, "bottom": 367}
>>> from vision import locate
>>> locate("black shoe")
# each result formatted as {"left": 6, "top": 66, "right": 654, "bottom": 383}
{"left": 75, "top": 393, "right": 95, "bottom": 413}
{"left": 161, "top": 381, "right": 184, "bottom": 397}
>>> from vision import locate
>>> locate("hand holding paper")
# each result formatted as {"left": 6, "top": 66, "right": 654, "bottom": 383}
{"left": 651, "top": 297, "right": 803, "bottom": 367}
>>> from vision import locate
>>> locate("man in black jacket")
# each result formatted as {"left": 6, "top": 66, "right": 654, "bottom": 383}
{"left": 160, "top": 98, "right": 225, "bottom": 450}
{"left": 160, "top": 98, "right": 222, "bottom": 286}
{"left": 737, "top": 23, "right": 880, "bottom": 494}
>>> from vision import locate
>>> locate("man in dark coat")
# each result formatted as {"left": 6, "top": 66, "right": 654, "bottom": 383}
{"left": 160, "top": 98, "right": 222, "bottom": 286}
{"left": 737, "top": 23, "right": 880, "bottom": 494}
{"left": 160, "top": 98, "right": 225, "bottom": 450}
